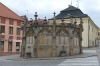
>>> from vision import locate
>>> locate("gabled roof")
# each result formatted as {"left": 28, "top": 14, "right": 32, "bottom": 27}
{"left": 55, "top": 5, "right": 88, "bottom": 19}
{"left": 0, "top": 2, "right": 22, "bottom": 20}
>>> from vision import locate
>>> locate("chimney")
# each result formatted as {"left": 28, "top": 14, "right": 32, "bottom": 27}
{"left": 68, "top": 5, "right": 71, "bottom": 7}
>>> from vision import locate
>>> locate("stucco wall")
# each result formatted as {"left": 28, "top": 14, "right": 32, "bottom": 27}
{"left": 48, "top": 17, "right": 99, "bottom": 47}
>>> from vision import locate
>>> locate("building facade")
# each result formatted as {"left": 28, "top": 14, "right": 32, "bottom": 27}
{"left": 49, "top": 5, "right": 99, "bottom": 48}
{"left": 98, "top": 29, "right": 100, "bottom": 45}
{"left": 21, "top": 12, "right": 83, "bottom": 58}
{"left": 0, "top": 2, "right": 22, "bottom": 55}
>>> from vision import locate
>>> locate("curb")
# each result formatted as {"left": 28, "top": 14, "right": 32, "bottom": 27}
{"left": 6, "top": 54, "right": 97, "bottom": 61}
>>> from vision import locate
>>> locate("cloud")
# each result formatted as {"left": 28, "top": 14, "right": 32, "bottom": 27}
{"left": 0, "top": 0, "right": 100, "bottom": 27}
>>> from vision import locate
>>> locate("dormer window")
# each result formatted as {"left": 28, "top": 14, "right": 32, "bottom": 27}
{"left": 67, "top": 14, "right": 71, "bottom": 18}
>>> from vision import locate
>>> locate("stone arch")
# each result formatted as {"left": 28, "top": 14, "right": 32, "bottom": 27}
{"left": 25, "top": 29, "right": 34, "bottom": 44}
{"left": 56, "top": 28, "right": 69, "bottom": 57}
{"left": 47, "top": 31, "right": 52, "bottom": 45}
{"left": 56, "top": 28, "right": 69, "bottom": 45}
{"left": 73, "top": 31, "right": 80, "bottom": 46}
{"left": 37, "top": 27, "right": 52, "bottom": 57}
{"left": 38, "top": 28, "right": 48, "bottom": 45}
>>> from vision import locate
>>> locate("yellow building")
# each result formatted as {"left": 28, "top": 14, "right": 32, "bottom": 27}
{"left": 98, "top": 29, "right": 100, "bottom": 44}
{"left": 49, "top": 5, "right": 99, "bottom": 48}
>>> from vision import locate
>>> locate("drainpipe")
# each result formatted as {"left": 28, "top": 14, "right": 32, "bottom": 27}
{"left": 0, "top": 25, "right": 1, "bottom": 44}
{"left": 88, "top": 18, "right": 90, "bottom": 48}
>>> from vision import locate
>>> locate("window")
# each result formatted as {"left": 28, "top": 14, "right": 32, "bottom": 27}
{"left": 61, "top": 36, "right": 64, "bottom": 45}
{"left": 1, "top": 18, "right": 5, "bottom": 24}
{"left": 16, "top": 42, "right": 20, "bottom": 51}
{"left": 92, "top": 28, "right": 93, "bottom": 32}
{"left": 8, "top": 42, "right": 12, "bottom": 51}
{"left": 26, "top": 31, "right": 34, "bottom": 44}
{"left": 9, "top": 27, "right": 13, "bottom": 34}
{"left": 0, "top": 41, "right": 4, "bottom": 51}
{"left": 17, "top": 28, "right": 20, "bottom": 35}
{"left": 89, "top": 25, "right": 90, "bottom": 30}
{"left": 92, "top": 41, "right": 94, "bottom": 46}
{"left": 17, "top": 21, "right": 21, "bottom": 26}
{"left": 9, "top": 19, "right": 13, "bottom": 25}
{"left": 94, "top": 30, "right": 95, "bottom": 33}
{"left": 0, "top": 25, "right": 5, "bottom": 33}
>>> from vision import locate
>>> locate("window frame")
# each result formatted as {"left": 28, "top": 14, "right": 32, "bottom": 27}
{"left": 16, "top": 28, "right": 20, "bottom": 35}
{"left": 8, "top": 42, "right": 12, "bottom": 51}
{"left": 16, "top": 42, "right": 20, "bottom": 51}
{"left": 9, "top": 27, "right": 13, "bottom": 34}
{"left": 0, "top": 25, "right": 5, "bottom": 34}
{"left": 0, "top": 41, "right": 4, "bottom": 51}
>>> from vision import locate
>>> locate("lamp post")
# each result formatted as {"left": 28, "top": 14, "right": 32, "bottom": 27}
{"left": 0, "top": 25, "right": 5, "bottom": 51}
{"left": 0, "top": 25, "right": 3, "bottom": 45}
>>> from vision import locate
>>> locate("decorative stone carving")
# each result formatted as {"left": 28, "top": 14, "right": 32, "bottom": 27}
{"left": 21, "top": 12, "right": 83, "bottom": 58}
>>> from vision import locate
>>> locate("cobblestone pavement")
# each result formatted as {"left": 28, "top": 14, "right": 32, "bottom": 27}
{"left": 58, "top": 56, "right": 98, "bottom": 66}
{"left": 96, "top": 46, "right": 100, "bottom": 65}
{"left": 0, "top": 49, "right": 99, "bottom": 66}
{"left": 58, "top": 49, "right": 99, "bottom": 66}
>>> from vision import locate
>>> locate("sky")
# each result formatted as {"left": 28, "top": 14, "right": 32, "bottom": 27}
{"left": 0, "top": 0, "right": 100, "bottom": 27}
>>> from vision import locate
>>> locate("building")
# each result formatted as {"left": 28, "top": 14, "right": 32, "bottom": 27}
{"left": 49, "top": 5, "right": 99, "bottom": 48}
{"left": 21, "top": 12, "right": 83, "bottom": 58}
{"left": 98, "top": 29, "right": 100, "bottom": 45}
{"left": 0, "top": 2, "right": 22, "bottom": 55}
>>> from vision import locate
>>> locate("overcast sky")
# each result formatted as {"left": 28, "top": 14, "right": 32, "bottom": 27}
{"left": 0, "top": 0, "right": 100, "bottom": 27}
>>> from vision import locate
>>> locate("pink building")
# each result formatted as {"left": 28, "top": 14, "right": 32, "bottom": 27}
{"left": 0, "top": 2, "right": 22, "bottom": 55}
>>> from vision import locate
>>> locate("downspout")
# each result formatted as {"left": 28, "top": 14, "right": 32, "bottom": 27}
{"left": 88, "top": 18, "right": 90, "bottom": 48}
{"left": 0, "top": 25, "right": 1, "bottom": 48}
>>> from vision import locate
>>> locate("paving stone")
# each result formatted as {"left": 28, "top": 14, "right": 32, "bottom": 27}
{"left": 58, "top": 56, "right": 98, "bottom": 66}
{"left": 83, "top": 50, "right": 96, "bottom": 53}
{"left": 0, "top": 48, "right": 99, "bottom": 66}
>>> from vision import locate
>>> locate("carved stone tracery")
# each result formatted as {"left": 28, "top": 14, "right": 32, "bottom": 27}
{"left": 21, "top": 12, "right": 83, "bottom": 58}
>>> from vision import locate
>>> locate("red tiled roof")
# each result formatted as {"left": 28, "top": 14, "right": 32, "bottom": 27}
{"left": 32, "top": 18, "right": 44, "bottom": 22}
{"left": 0, "top": 2, "right": 22, "bottom": 20}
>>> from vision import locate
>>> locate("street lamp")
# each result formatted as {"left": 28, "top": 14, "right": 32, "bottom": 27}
{"left": 0, "top": 25, "right": 4, "bottom": 44}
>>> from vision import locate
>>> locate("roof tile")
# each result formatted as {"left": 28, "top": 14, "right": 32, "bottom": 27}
{"left": 55, "top": 5, "right": 88, "bottom": 19}
{"left": 0, "top": 2, "right": 22, "bottom": 20}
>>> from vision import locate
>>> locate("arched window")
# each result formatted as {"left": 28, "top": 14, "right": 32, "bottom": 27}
{"left": 47, "top": 33, "right": 52, "bottom": 45}
{"left": 38, "top": 33, "right": 43, "bottom": 44}
{"left": 26, "top": 31, "right": 34, "bottom": 44}
{"left": 61, "top": 35, "right": 64, "bottom": 45}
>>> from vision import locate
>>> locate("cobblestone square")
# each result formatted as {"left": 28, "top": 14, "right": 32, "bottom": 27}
{"left": 0, "top": 47, "right": 99, "bottom": 66}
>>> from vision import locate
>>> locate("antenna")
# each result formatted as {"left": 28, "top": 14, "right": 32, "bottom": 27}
{"left": 26, "top": 9, "right": 28, "bottom": 17}
{"left": 71, "top": 0, "right": 72, "bottom": 5}
{"left": 76, "top": 0, "right": 81, "bottom": 8}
